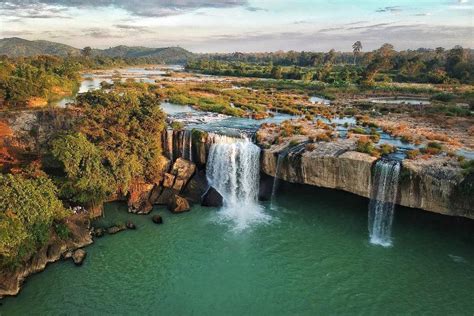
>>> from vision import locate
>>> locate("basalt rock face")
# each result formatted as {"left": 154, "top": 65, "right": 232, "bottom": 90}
{"left": 399, "top": 158, "right": 473, "bottom": 219}
{"left": 261, "top": 140, "right": 376, "bottom": 199}
{"left": 0, "top": 214, "right": 93, "bottom": 298}
{"left": 261, "top": 141, "right": 473, "bottom": 219}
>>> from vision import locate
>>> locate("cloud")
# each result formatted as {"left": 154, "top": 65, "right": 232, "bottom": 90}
{"left": 346, "top": 23, "right": 395, "bottom": 31}
{"left": 113, "top": 24, "right": 153, "bottom": 33}
{"left": 0, "top": 30, "right": 34, "bottom": 36}
{"left": 83, "top": 28, "right": 127, "bottom": 39}
{"left": 246, "top": 6, "right": 267, "bottom": 12}
{"left": 0, "top": 2, "right": 70, "bottom": 19}
{"left": 0, "top": 0, "right": 248, "bottom": 17}
{"left": 376, "top": 6, "right": 402, "bottom": 13}
{"left": 185, "top": 23, "right": 473, "bottom": 52}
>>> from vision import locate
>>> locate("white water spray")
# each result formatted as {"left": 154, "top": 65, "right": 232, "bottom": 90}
{"left": 368, "top": 159, "right": 401, "bottom": 247}
{"left": 206, "top": 134, "right": 270, "bottom": 231}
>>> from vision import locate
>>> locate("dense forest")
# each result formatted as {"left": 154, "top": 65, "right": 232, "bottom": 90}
{"left": 187, "top": 44, "right": 474, "bottom": 85}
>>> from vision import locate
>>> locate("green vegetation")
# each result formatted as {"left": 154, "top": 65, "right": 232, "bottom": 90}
{"left": 355, "top": 137, "right": 380, "bottom": 157}
{"left": 188, "top": 44, "right": 473, "bottom": 85}
{"left": 0, "top": 173, "right": 66, "bottom": 269}
{"left": 70, "top": 90, "right": 166, "bottom": 195}
{"left": 51, "top": 132, "right": 113, "bottom": 206}
{"left": 0, "top": 55, "right": 81, "bottom": 106}
{"left": 0, "top": 37, "right": 194, "bottom": 62}
{"left": 1, "top": 87, "right": 168, "bottom": 270}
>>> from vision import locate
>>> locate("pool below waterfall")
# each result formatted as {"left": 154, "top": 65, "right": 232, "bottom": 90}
{"left": 1, "top": 183, "right": 473, "bottom": 315}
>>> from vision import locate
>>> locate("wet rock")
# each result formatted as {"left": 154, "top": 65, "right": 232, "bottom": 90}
{"left": 201, "top": 187, "right": 223, "bottom": 207}
{"left": 149, "top": 185, "right": 162, "bottom": 204}
{"left": 181, "top": 170, "right": 209, "bottom": 204}
{"left": 156, "top": 188, "right": 178, "bottom": 205}
{"left": 258, "top": 173, "right": 274, "bottom": 201}
{"left": 126, "top": 221, "right": 136, "bottom": 230}
{"left": 92, "top": 227, "right": 105, "bottom": 238}
{"left": 63, "top": 251, "right": 73, "bottom": 260}
{"left": 107, "top": 225, "right": 126, "bottom": 235}
{"left": 72, "top": 249, "right": 87, "bottom": 266}
{"left": 168, "top": 195, "right": 190, "bottom": 213}
{"left": 152, "top": 215, "right": 163, "bottom": 224}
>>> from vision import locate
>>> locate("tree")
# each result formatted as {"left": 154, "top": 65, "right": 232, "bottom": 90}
{"left": 81, "top": 46, "right": 92, "bottom": 58}
{"left": 51, "top": 132, "right": 113, "bottom": 206}
{"left": 271, "top": 65, "right": 283, "bottom": 79}
{"left": 324, "top": 49, "right": 336, "bottom": 65}
{"left": 446, "top": 45, "right": 466, "bottom": 79}
{"left": 0, "top": 173, "right": 66, "bottom": 268}
{"left": 352, "top": 41, "right": 363, "bottom": 64}
{"left": 362, "top": 43, "right": 395, "bottom": 84}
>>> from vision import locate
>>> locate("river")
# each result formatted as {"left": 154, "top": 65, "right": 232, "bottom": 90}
{"left": 2, "top": 67, "right": 472, "bottom": 314}
{"left": 1, "top": 183, "right": 473, "bottom": 314}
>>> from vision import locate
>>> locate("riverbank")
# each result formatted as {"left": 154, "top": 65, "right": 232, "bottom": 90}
{"left": 0, "top": 214, "right": 92, "bottom": 298}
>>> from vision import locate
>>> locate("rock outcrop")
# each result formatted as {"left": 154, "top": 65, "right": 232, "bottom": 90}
{"left": 72, "top": 249, "right": 87, "bottom": 266}
{"left": 0, "top": 214, "right": 93, "bottom": 298}
{"left": 261, "top": 140, "right": 473, "bottom": 219}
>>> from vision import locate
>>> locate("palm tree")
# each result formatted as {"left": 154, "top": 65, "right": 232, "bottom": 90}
{"left": 352, "top": 41, "right": 363, "bottom": 65}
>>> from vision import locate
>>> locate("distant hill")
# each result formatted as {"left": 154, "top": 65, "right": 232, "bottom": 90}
{"left": 0, "top": 37, "right": 81, "bottom": 57}
{"left": 94, "top": 45, "right": 194, "bottom": 63}
{"left": 0, "top": 38, "right": 194, "bottom": 63}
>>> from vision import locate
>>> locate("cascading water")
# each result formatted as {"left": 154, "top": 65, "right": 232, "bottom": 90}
{"left": 368, "top": 159, "right": 401, "bottom": 247}
{"left": 206, "top": 134, "right": 270, "bottom": 231}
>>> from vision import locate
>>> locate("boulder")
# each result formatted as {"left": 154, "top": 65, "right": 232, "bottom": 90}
{"left": 92, "top": 227, "right": 105, "bottom": 238}
{"left": 181, "top": 170, "right": 209, "bottom": 204}
{"left": 171, "top": 158, "right": 196, "bottom": 187}
{"left": 127, "top": 182, "right": 155, "bottom": 214}
{"left": 62, "top": 251, "right": 73, "bottom": 260}
{"left": 201, "top": 187, "right": 223, "bottom": 207}
{"left": 152, "top": 215, "right": 163, "bottom": 224}
{"left": 156, "top": 188, "right": 178, "bottom": 205}
{"left": 107, "top": 225, "right": 126, "bottom": 235}
{"left": 126, "top": 221, "right": 136, "bottom": 230}
{"left": 163, "top": 173, "right": 176, "bottom": 188}
{"left": 149, "top": 185, "right": 162, "bottom": 204}
{"left": 168, "top": 195, "right": 190, "bottom": 213}
{"left": 173, "top": 179, "right": 186, "bottom": 191}
{"left": 72, "top": 249, "right": 87, "bottom": 266}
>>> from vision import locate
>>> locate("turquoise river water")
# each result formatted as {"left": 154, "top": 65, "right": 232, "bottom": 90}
{"left": 1, "top": 183, "right": 473, "bottom": 315}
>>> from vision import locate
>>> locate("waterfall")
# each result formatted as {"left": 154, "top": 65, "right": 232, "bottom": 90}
{"left": 206, "top": 134, "right": 270, "bottom": 231}
{"left": 368, "top": 159, "right": 401, "bottom": 247}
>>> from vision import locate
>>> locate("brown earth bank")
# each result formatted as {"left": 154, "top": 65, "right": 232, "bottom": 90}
{"left": 0, "top": 214, "right": 93, "bottom": 298}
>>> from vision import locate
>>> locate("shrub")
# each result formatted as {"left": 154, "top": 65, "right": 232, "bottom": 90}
{"left": 406, "top": 149, "right": 421, "bottom": 159}
{"left": 379, "top": 144, "right": 396, "bottom": 155}
{"left": 356, "top": 137, "right": 380, "bottom": 157}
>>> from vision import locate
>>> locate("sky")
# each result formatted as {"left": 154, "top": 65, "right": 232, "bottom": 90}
{"left": 0, "top": 0, "right": 473, "bottom": 52}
